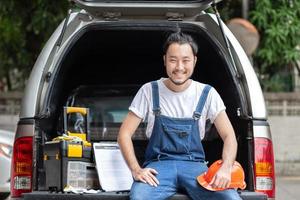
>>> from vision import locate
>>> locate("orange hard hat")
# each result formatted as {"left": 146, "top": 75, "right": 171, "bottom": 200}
{"left": 197, "top": 160, "right": 246, "bottom": 191}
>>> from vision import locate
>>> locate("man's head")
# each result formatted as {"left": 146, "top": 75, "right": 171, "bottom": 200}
{"left": 163, "top": 32, "right": 198, "bottom": 86}
{"left": 163, "top": 32, "right": 198, "bottom": 56}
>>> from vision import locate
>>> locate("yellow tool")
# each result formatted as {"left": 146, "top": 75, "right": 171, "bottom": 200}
{"left": 63, "top": 106, "right": 92, "bottom": 149}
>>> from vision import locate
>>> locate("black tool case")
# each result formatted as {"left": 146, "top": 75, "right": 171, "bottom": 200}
{"left": 44, "top": 140, "right": 95, "bottom": 191}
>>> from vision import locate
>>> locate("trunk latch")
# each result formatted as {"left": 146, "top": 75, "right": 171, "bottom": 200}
{"left": 166, "top": 12, "right": 183, "bottom": 21}
{"left": 103, "top": 12, "right": 121, "bottom": 21}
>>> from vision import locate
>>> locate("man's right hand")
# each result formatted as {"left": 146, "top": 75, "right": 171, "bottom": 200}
{"left": 132, "top": 167, "right": 160, "bottom": 187}
{"left": 118, "top": 112, "right": 160, "bottom": 187}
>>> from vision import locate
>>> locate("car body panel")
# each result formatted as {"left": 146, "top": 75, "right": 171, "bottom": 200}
{"left": 0, "top": 129, "right": 14, "bottom": 193}
{"left": 253, "top": 121, "right": 271, "bottom": 139}
{"left": 219, "top": 17, "right": 267, "bottom": 119}
{"left": 19, "top": 21, "right": 64, "bottom": 118}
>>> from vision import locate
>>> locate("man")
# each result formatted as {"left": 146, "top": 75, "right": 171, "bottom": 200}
{"left": 118, "top": 32, "right": 241, "bottom": 200}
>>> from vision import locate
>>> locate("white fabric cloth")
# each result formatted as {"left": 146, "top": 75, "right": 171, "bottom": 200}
{"left": 129, "top": 78, "right": 226, "bottom": 139}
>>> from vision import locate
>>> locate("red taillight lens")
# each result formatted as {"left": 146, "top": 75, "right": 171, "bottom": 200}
{"left": 254, "top": 137, "right": 275, "bottom": 198}
{"left": 10, "top": 136, "right": 33, "bottom": 197}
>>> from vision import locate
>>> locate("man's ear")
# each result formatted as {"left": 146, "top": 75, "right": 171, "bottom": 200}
{"left": 194, "top": 56, "right": 197, "bottom": 66}
{"left": 163, "top": 55, "right": 166, "bottom": 65}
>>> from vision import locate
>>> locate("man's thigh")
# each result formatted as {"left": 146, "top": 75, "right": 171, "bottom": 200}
{"left": 177, "top": 161, "right": 241, "bottom": 200}
{"left": 130, "top": 160, "right": 177, "bottom": 200}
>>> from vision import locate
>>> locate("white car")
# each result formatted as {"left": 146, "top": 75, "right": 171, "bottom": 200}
{"left": 0, "top": 129, "right": 14, "bottom": 199}
{"left": 10, "top": 0, "right": 275, "bottom": 199}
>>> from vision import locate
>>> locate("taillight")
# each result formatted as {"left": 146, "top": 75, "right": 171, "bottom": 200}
{"left": 10, "top": 136, "right": 33, "bottom": 197}
{"left": 254, "top": 137, "right": 275, "bottom": 198}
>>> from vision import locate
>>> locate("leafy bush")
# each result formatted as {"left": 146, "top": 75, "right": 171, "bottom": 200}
{"left": 0, "top": 1, "right": 68, "bottom": 91}
{"left": 250, "top": 0, "right": 300, "bottom": 91}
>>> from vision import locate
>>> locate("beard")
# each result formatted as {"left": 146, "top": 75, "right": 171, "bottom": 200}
{"left": 168, "top": 74, "right": 191, "bottom": 85}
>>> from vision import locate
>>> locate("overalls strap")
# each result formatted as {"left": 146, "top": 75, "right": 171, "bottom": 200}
{"left": 193, "top": 85, "right": 212, "bottom": 119}
{"left": 151, "top": 81, "right": 161, "bottom": 115}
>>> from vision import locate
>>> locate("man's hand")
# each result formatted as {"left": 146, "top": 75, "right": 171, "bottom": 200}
{"left": 132, "top": 167, "right": 160, "bottom": 187}
{"left": 209, "top": 163, "right": 232, "bottom": 189}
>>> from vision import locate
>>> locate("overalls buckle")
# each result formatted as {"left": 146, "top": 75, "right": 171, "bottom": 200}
{"left": 154, "top": 109, "right": 161, "bottom": 116}
{"left": 193, "top": 112, "right": 201, "bottom": 120}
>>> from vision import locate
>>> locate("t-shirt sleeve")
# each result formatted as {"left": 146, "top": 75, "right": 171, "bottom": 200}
{"left": 128, "top": 84, "right": 150, "bottom": 121}
{"left": 206, "top": 87, "right": 226, "bottom": 123}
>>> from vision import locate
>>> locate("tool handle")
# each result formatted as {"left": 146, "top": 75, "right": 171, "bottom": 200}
{"left": 66, "top": 107, "right": 87, "bottom": 115}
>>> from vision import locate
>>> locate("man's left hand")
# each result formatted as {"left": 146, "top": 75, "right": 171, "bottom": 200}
{"left": 209, "top": 163, "right": 232, "bottom": 189}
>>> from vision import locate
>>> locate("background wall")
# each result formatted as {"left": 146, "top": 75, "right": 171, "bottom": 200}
{"left": 269, "top": 117, "right": 300, "bottom": 175}
{"left": 265, "top": 92, "right": 300, "bottom": 175}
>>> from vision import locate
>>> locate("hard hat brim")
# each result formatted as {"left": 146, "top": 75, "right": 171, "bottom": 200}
{"left": 197, "top": 173, "right": 225, "bottom": 191}
{"left": 197, "top": 173, "right": 247, "bottom": 191}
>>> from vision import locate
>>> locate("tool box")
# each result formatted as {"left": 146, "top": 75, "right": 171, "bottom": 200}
{"left": 44, "top": 140, "right": 94, "bottom": 191}
{"left": 44, "top": 106, "right": 98, "bottom": 191}
{"left": 66, "top": 161, "right": 99, "bottom": 190}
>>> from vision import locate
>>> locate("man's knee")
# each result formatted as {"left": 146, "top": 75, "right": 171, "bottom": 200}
{"left": 130, "top": 182, "right": 152, "bottom": 200}
{"left": 130, "top": 190, "right": 144, "bottom": 200}
{"left": 130, "top": 181, "right": 176, "bottom": 200}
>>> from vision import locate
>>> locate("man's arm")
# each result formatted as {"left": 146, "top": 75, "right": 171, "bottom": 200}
{"left": 209, "top": 110, "right": 237, "bottom": 189}
{"left": 118, "top": 111, "right": 159, "bottom": 187}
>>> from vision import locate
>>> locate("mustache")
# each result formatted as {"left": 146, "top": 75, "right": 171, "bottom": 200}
{"left": 172, "top": 69, "right": 187, "bottom": 74}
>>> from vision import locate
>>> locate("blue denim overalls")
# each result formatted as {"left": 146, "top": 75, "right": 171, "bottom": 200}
{"left": 143, "top": 81, "right": 211, "bottom": 166}
{"left": 130, "top": 81, "right": 242, "bottom": 200}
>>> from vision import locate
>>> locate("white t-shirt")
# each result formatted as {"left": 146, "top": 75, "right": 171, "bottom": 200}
{"left": 129, "top": 78, "right": 226, "bottom": 139}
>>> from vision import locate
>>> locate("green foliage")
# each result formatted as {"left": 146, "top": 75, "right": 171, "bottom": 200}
{"left": 207, "top": 0, "right": 242, "bottom": 21}
{"left": 218, "top": 0, "right": 242, "bottom": 21}
{"left": 0, "top": 0, "right": 68, "bottom": 91}
{"left": 250, "top": 0, "right": 300, "bottom": 91}
{"left": 260, "top": 72, "right": 293, "bottom": 92}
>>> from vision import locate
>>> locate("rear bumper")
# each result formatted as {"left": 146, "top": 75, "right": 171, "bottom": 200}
{"left": 19, "top": 191, "right": 267, "bottom": 200}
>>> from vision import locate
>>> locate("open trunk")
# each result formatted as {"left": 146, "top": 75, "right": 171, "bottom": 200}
{"left": 34, "top": 22, "right": 256, "bottom": 198}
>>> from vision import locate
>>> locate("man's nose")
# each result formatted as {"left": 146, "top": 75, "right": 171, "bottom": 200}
{"left": 176, "top": 61, "right": 184, "bottom": 70}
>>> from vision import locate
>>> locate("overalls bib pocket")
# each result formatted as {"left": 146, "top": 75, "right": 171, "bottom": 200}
{"left": 161, "top": 123, "right": 192, "bottom": 154}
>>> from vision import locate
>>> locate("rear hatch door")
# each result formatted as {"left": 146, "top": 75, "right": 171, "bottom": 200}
{"left": 71, "top": 0, "right": 221, "bottom": 17}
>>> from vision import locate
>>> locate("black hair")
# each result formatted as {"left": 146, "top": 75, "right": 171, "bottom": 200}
{"left": 163, "top": 31, "right": 198, "bottom": 56}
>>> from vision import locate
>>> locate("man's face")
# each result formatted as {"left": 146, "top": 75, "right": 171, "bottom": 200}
{"left": 164, "top": 43, "right": 197, "bottom": 86}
